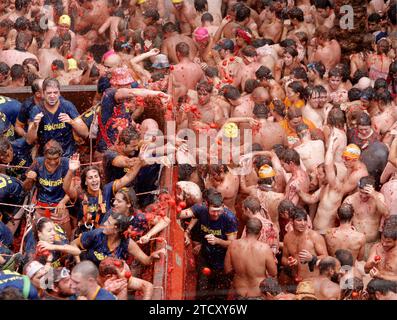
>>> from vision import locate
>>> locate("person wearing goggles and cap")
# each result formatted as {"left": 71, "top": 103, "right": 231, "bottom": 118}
{"left": 43, "top": 267, "right": 76, "bottom": 300}
{"left": 325, "top": 139, "right": 368, "bottom": 197}
{"left": 178, "top": 188, "right": 238, "bottom": 300}
{"left": 43, "top": 15, "right": 76, "bottom": 54}
{"left": 343, "top": 176, "right": 389, "bottom": 259}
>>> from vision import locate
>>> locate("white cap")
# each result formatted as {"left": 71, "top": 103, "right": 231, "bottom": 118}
{"left": 25, "top": 261, "right": 45, "bottom": 279}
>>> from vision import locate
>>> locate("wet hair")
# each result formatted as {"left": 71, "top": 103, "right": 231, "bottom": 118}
{"left": 272, "top": 100, "right": 286, "bottom": 117}
{"left": 178, "top": 164, "right": 195, "bottom": 181}
{"left": 292, "top": 67, "right": 308, "bottom": 83}
{"left": 352, "top": 70, "right": 369, "bottom": 85}
{"left": 284, "top": 46, "right": 298, "bottom": 58}
{"left": 203, "top": 188, "right": 223, "bottom": 207}
{"left": 335, "top": 63, "right": 350, "bottom": 82}
{"left": 235, "top": 4, "right": 251, "bottom": 22}
{"left": 80, "top": 166, "right": 100, "bottom": 192}
{"left": 280, "top": 38, "right": 296, "bottom": 48}
{"left": 382, "top": 227, "right": 397, "bottom": 240}
{"left": 282, "top": 148, "right": 301, "bottom": 166}
{"left": 143, "top": 8, "right": 160, "bottom": 21}
{"left": 367, "top": 279, "right": 397, "bottom": 296}
{"left": 26, "top": 73, "right": 39, "bottom": 86}
{"left": 31, "top": 78, "right": 43, "bottom": 94}
{"left": 375, "top": 90, "right": 392, "bottom": 104}
{"left": 204, "top": 66, "right": 218, "bottom": 78}
{"left": 244, "top": 79, "right": 260, "bottom": 93}
{"left": 143, "top": 25, "right": 158, "bottom": 40}
{"left": 295, "top": 31, "right": 308, "bottom": 44}
{"left": 0, "top": 137, "right": 12, "bottom": 156}
{"left": 0, "top": 19, "right": 14, "bottom": 33}
{"left": 116, "top": 187, "right": 138, "bottom": 211}
{"left": 43, "top": 140, "right": 63, "bottom": 157}
{"left": 196, "top": 80, "right": 213, "bottom": 93}
{"left": 296, "top": 123, "right": 309, "bottom": 137}
{"left": 16, "top": 0, "right": 30, "bottom": 11}
{"left": 292, "top": 207, "right": 308, "bottom": 221}
{"left": 318, "top": 257, "right": 336, "bottom": 275}
{"left": 15, "top": 32, "right": 33, "bottom": 51}
{"left": 260, "top": 277, "right": 283, "bottom": 296}
{"left": 286, "top": 106, "right": 302, "bottom": 120}
{"left": 358, "top": 176, "right": 376, "bottom": 189}
{"left": 201, "top": 12, "right": 213, "bottom": 23}
{"left": 328, "top": 67, "right": 343, "bottom": 79}
{"left": 0, "top": 62, "right": 10, "bottom": 77}
{"left": 314, "top": 0, "right": 332, "bottom": 9}
{"left": 335, "top": 249, "right": 353, "bottom": 267}
{"left": 51, "top": 59, "right": 65, "bottom": 71}
{"left": 241, "top": 45, "right": 257, "bottom": 57}
{"left": 32, "top": 217, "right": 53, "bottom": 242}
{"left": 337, "top": 203, "right": 354, "bottom": 222}
{"left": 256, "top": 66, "right": 273, "bottom": 80}
{"left": 288, "top": 81, "right": 306, "bottom": 100}
{"left": 272, "top": 144, "right": 285, "bottom": 158}
{"left": 327, "top": 108, "right": 346, "bottom": 128}
{"left": 162, "top": 22, "right": 177, "bottom": 33}
{"left": 243, "top": 196, "right": 261, "bottom": 214}
{"left": 252, "top": 143, "right": 263, "bottom": 152}
{"left": 374, "top": 78, "right": 388, "bottom": 91}
{"left": 308, "top": 61, "right": 326, "bottom": 79}
{"left": 14, "top": 16, "right": 29, "bottom": 31}
{"left": 23, "top": 58, "right": 40, "bottom": 72}
{"left": 348, "top": 88, "right": 362, "bottom": 102}
{"left": 194, "top": 0, "right": 208, "bottom": 12}
{"left": 309, "top": 85, "right": 327, "bottom": 98}
{"left": 361, "top": 87, "right": 375, "bottom": 101}
{"left": 278, "top": 199, "right": 295, "bottom": 216}
{"left": 109, "top": 210, "right": 131, "bottom": 236}
{"left": 223, "top": 85, "right": 241, "bottom": 100}
{"left": 288, "top": 7, "right": 304, "bottom": 22}
{"left": 368, "top": 12, "right": 382, "bottom": 24}
{"left": 253, "top": 103, "right": 270, "bottom": 119}
{"left": 10, "top": 64, "right": 25, "bottom": 81}
{"left": 245, "top": 217, "right": 263, "bottom": 235}
{"left": 175, "top": 42, "right": 190, "bottom": 57}
{"left": 357, "top": 112, "right": 371, "bottom": 126}
{"left": 252, "top": 38, "right": 274, "bottom": 48}
{"left": 43, "top": 78, "right": 60, "bottom": 91}
{"left": 118, "top": 126, "right": 140, "bottom": 145}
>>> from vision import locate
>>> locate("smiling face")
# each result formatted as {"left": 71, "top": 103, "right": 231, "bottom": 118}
{"left": 329, "top": 76, "right": 342, "bottom": 90}
{"left": 112, "top": 192, "right": 131, "bottom": 216}
{"left": 85, "top": 169, "right": 101, "bottom": 193}
{"left": 293, "top": 217, "right": 307, "bottom": 232}
{"left": 0, "top": 145, "right": 13, "bottom": 164}
{"left": 44, "top": 153, "right": 61, "bottom": 173}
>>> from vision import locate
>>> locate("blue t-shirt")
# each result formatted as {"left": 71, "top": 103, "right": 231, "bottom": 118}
{"left": 29, "top": 97, "right": 80, "bottom": 157}
{"left": 0, "top": 174, "right": 25, "bottom": 220}
{"left": 0, "top": 221, "right": 13, "bottom": 248}
{"left": 6, "top": 138, "right": 33, "bottom": 179}
{"left": 0, "top": 95, "right": 21, "bottom": 125}
{"left": 24, "top": 224, "right": 69, "bottom": 268}
{"left": 79, "top": 228, "right": 130, "bottom": 266}
{"left": 94, "top": 287, "right": 117, "bottom": 300}
{"left": 0, "top": 270, "right": 39, "bottom": 300}
{"left": 17, "top": 96, "right": 36, "bottom": 128}
{"left": 97, "top": 88, "right": 135, "bottom": 152}
{"left": 0, "top": 110, "right": 15, "bottom": 141}
{"left": 191, "top": 204, "right": 238, "bottom": 270}
{"left": 30, "top": 157, "right": 69, "bottom": 204}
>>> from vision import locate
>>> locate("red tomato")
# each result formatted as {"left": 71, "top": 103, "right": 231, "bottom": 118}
{"left": 114, "top": 260, "right": 122, "bottom": 267}
{"left": 202, "top": 267, "right": 212, "bottom": 276}
{"left": 178, "top": 201, "right": 187, "bottom": 209}
{"left": 124, "top": 271, "right": 132, "bottom": 279}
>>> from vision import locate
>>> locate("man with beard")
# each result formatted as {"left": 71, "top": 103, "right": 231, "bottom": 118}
{"left": 343, "top": 176, "right": 389, "bottom": 259}
{"left": 43, "top": 267, "right": 76, "bottom": 300}
{"left": 306, "top": 257, "right": 341, "bottom": 300}
{"left": 26, "top": 78, "right": 88, "bottom": 157}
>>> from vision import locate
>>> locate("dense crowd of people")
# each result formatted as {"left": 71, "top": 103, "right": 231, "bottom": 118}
{"left": 0, "top": 0, "right": 397, "bottom": 300}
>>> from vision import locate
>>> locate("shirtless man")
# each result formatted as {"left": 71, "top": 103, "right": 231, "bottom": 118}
{"left": 307, "top": 257, "right": 341, "bottom": 300}
{"left": 366, "top": 39, "right": 393, "bottom": 81}
{"left": 365, "top": 227, "right": 397, "bottom": 282}
{"left": 129, "top": 0, "right": 166, "bottom": 30}
{"left": 303, "top": 85, "right": 332, "bottom": 128}
{"left": 324, "top": 204, "right": 366, "bottom": 262}
{"left": 371, "top": 93, "right": 397, "bottom": 136}
{"left": 224, "top": 217, "right": 277, "bottom": 299}
{"left": 282, "top": 208, "right": 328, "bottom": 281}
{"left": 37, "top": 37, "right": 66, "bottom": 78}
{"left": 214, "top": 38, "right": 242, "bottom": 82}
{"left": 234, "top": 46, "right": 263, "bottom": 91}
{"left": 42, "top": 15, "right": 77, "bottom": 53}
{"left": 222, "top": 85, "right": 253, "bottom": 118}
{"left": 258, "top": 0, "right": 283, "bottom": 43}
{"left": 251, "top": 103, "right": 286, "bottom": 151}
{"left": 170, "top": 0, "right": 197, "bottom": 35}
{"left": 309, "top": 26, "right": 341, "bottom": 73}
{"left": 344, "top": 176, "right": 389, "bottom": 257}
{"left": 312, "top": 0, "right": 336, "bottom": 31}
{"left": 280, "top": 148, "right": 310, "bottom": 206}
{"left": 239, "top": 164, "right": 284, "bottom": 233}
{"left": 380, "top": 172, "right": 397, "bottom": 215}
{"left": 0, "top": 32, "right": 38, "bottom": 67}
{"left": 161, "top": 22, "right": 198, "bottom": 64}
{"left": 325, "top": 141, "right": 368, "bottom": 197}
{"left": 294, "top": 123, "right": 325, "bottom": 172}
{"left": 282, "top": 7, "right": 311, "bottom": 41}
{"left": 255, "top": 66, "right": 285, "bottom": 101}
{"left": 205, "top": 164, "right": 239, "bottom": 213}
{"left": 170, "top": 42, "right": 204, "bottom": 97}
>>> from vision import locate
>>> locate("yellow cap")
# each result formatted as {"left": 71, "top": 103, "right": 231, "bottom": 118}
{"left": 59, "top": 15, "right": 71, "bottom": 27}
{"left": 137, "top": 0, "right": 146, "bottom": 4}
{"left": 68, "top": 58, "right": 78, "bottom": 71}
{"left": 172, "top": 0, "right": 183, "bottom": 3}
{"left": 258, "top": 164, "right": 276, "bottom": 179}
{"left": 223, "top": 122, "right": 238, "bottom": 138}
{"left": 342, "top": 144, "right": 361, "bottom": 160}
{"left": 295, "top": 281, "right": 317, "bottom": 300}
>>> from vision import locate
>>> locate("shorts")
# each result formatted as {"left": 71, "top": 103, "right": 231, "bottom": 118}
{"left": 35, "top": 202, "right": 70, "bottom": 225}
